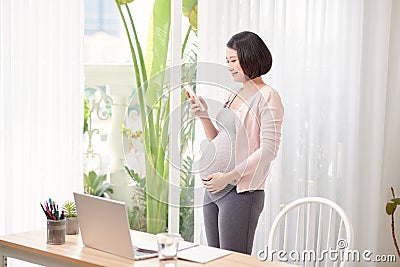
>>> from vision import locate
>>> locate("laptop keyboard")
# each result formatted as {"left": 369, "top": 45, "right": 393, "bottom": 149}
{"left": 133, "top": 246, "right": 158, "bottom": 259}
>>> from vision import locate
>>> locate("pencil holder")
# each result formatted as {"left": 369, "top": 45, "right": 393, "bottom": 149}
{"left": 47, "top": 219, "right": 66, "bottom": 245}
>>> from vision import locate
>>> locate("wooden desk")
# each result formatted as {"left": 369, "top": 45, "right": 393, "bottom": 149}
{"left": 0, "top": 231, "right": 290, "bottom": 267}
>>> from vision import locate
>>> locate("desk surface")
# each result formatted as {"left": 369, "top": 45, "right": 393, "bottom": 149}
{"left": 0, "top": 231, "right": 290, "bottom": 267}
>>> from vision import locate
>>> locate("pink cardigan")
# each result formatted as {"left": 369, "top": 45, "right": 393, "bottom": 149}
{"left": 228, "top": 85, "right": 284, "bottom": 193}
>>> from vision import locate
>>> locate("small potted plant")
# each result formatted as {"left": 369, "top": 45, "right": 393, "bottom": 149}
{"left": 62, "top": 200, "right": 79, "bottom": 235}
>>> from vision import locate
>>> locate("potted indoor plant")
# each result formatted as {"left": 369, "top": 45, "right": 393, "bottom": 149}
{"left": 62, "top": 200, "right": 79, "bottom": 235}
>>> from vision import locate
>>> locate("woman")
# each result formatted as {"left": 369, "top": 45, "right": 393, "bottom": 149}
{"left": 189, "top": 31, "right": 284, "bottom": 254}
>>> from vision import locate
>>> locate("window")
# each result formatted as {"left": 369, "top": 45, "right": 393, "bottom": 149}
{"left": 85, "top": 0, "right": 120, "bottom": 36}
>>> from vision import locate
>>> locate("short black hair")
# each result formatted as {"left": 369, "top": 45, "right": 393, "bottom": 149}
{"left": 226, "top": 31, "right": 272, "bottom": 79}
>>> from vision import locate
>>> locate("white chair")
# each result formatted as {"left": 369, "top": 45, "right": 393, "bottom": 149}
{"left": 267, "top": 197, "right": 354, "bottom": 267}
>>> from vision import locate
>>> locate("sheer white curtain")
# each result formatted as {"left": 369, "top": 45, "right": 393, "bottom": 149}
{"left": 0, "top": 0, "right": 84, "bottom": 242}
{"left": 197, "top": 0, "right": 400, "bottom": 265}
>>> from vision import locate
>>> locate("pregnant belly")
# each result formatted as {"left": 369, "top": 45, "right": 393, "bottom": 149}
{"left": 199, "top": 131, "right": 235, "bottom": 179}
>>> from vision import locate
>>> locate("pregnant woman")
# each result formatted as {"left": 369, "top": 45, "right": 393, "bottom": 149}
{"left": 189, "top": 31, "right": 284, "bottom": 254}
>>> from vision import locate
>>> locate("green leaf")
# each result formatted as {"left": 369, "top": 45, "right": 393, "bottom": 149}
{"left": 88, "top": 171, "right": 96, "bottom": 182}
{"left": 386, "top": 202, "right": 397, "bottom": 215}
{"left": 144, "top": 0, "right": 171, "bottom": 107}
{"left": 92, "top": 174, "right": 105, "bottom": 191}
{"left": 188, "top": 4, "right": 198, "bottom": 30}
{"left": 390, "top": 198, "right": 400, "bottom": 205}
{"left": 182, "top": 0, "right": 196, "bottom": 17}
{"left": 124, "top": 166, "right": 142, "bottom": 184}
{"left": 96, "top": 183, "right": 113, "bottom": 197}
{"left": 85, "top": 171, "right": 97, "bottom": 190}
{"left": 182, "top": 0, "right": 198, "bottom": 30}
{"left": 141, "top": 0, "right": 171, "bottom": 234}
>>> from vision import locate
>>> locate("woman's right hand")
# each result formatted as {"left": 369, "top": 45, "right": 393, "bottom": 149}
{"left": 188, "top": 95, "right": 208, "bottom": 118}
{"left": 187, "top": 93, "right": 218, "bottom": 139}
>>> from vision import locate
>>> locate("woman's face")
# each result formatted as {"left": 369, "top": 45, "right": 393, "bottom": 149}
{"left": 226, "top": 47, "right": 246, "bottom": 82}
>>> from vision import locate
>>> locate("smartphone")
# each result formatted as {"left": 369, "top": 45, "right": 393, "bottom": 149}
{"left": 183, "top": 84, "right": 205, "bottom": 111}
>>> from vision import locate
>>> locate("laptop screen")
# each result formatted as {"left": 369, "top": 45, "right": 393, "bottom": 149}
{"left": 74, "top": 192, "right": 136, "bottom": 259}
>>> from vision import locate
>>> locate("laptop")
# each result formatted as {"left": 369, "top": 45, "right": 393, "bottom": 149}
{"left": 73, "top": 192, "right": 158, "bottom": 260}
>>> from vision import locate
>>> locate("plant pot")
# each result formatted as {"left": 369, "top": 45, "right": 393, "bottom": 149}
{"left": 66, "top": 217, "right": 79, "bottom": 235}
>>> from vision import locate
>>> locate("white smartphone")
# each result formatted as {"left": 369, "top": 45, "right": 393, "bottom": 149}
{"left": 183, "top": 84, "right": 205, "bottom": 111}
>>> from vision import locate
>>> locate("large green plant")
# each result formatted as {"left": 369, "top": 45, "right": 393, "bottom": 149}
{"left": 115, "top": 0, "right": 171, "bottom": 234}
{"left": 115, "top": 0, "right": 197, "bottom": 235}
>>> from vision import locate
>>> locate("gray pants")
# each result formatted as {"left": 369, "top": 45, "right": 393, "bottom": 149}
{"left": 203, "top": 186, "right": 265, "bottom": 254}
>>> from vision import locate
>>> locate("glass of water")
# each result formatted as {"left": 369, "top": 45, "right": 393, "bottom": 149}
{"left": 156, "top": 233, "right": 182, "bottom": 260}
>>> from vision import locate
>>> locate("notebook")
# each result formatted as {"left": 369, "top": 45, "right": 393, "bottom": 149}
{"left": 73, "top": 192, "right": 157, "bottom": 260}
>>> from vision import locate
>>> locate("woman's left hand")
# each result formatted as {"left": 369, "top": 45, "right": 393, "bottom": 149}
{"left": 203, "top": 172, "right": 230, "bottom": 194}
